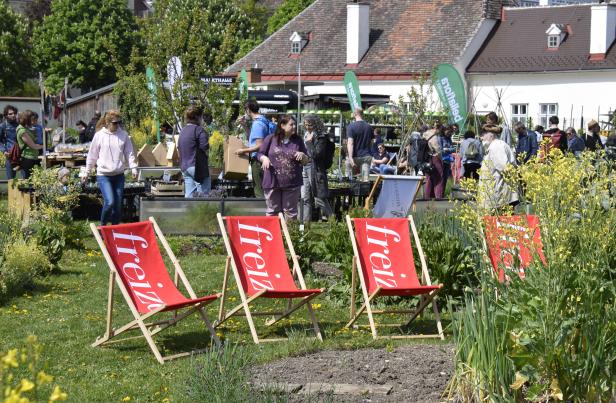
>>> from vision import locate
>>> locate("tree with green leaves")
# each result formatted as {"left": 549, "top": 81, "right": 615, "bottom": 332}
{"left": 267, "top": 0, "right": 313, "bottom": 36}
{"left": 32, "top": 0, "right": 137, "bottom": 92}
{"left": 0, "top": 2, "right": 33, "bottom": 94}
{"left": 116, "top": 0, "right": 258, "bottom": 136}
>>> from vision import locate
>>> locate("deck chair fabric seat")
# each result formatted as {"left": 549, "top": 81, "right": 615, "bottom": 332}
{"left": 217, "top": 214, "right": 323, "bottom": 343}
{"left": 376, "top": 286, "right": 441, "bottom": 297}
{"left": 259, "top": 289, "right": 323, "bottom": 298}
{"left": 347, "top": 216, "right": 444, "bottom": 340}
{"left": 91, "top": 219, "right": 221, "bottom": 364}
{"left": 483, "top": 215, "right": 546, "bottom": 282}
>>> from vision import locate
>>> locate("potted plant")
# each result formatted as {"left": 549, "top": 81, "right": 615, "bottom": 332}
{"left": 208, "top": 130, "right": 224, "bottom": 178}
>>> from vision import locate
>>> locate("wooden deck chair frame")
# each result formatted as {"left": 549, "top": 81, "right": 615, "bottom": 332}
{"left": 90, "top": 217, "right": 221, "bottom": 364}
{"left": 215, "top": 213, "right": 323, "bottom": 344}
{"left": 364, "top": 175, "right": 424, "bottom": 211}
{"left": 346, "top": 215, "right": 444, "bottom": 340}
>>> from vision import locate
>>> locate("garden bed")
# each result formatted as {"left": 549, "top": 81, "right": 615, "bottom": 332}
{"left": 250, "top": 344, "right": 454, "bottom": 402}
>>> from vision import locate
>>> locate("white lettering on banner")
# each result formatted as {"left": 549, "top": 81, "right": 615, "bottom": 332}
{"left": 440, "top": 78, "right": 464, "bottom": 124}
{"left": 237, "top": 223, "right": 275, "bottom": 291}
{"left": 496, "top": 220, "right": 530, "bottom": 239}
{"left": 365, "top": 224, "right": 402, "bottom": 288}
{"left": 347, "top": 82, "right": 359, "bottom": 111}
{"left": 112, "top": 230, "right": 164, "bottom": 311}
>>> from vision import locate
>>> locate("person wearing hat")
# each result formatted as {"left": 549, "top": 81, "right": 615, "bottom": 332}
{"left": 585, "top": 120, "right": 605, "bottom": 152}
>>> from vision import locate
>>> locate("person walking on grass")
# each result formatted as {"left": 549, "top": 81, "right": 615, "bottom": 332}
{"left": 257, "top": 115, "right": 309, "bottom": 219}
{"left": 84, "top": 110, "right": 137, "bottom": 225}
{"left": 178, "top": 106, "right": 211, "bottom": 198}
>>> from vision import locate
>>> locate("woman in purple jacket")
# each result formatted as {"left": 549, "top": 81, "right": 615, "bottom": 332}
{"left": 257, "top": 115, "right": 308, "bottom": 219}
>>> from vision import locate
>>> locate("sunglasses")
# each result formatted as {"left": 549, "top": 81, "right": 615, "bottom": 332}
{"left": 110, "top": 120, "right": 122, "bottom": 124}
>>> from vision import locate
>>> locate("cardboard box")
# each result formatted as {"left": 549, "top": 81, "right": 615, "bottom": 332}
{"left": 223, "top": 136, "right": 249, "bottom": 180}
{"left": 151, "top": 142, "right": 168, "bottom": 166}
{"left": 137, "top": 144, "right": 156, "bottom": 167}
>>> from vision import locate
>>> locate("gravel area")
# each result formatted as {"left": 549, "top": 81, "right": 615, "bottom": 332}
{"left": 250, "top": 344, "right": 454, "bottom": 402}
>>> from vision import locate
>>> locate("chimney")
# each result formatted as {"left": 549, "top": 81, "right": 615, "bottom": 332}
{"left": 589, "top": 3, "right": 616, "bottom": 60}
{"left": 346, "top": 1, "right": 370, "bottom": 65}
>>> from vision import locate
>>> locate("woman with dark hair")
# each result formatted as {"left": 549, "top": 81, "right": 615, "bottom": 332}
{"left": 16, "top": 110, "right": 43, "bottom": 179}
{"left": 459, "top": 130, "right": 483, "bottom": 179}
{"left": 178, "top": 106, "right": 210, "bottom": 198}
{"left": 257, "top": 115, "right": 308, "bottom": 219}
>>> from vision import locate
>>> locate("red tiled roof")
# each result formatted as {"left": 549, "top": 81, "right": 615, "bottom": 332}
{"left": 467, "top": 5, "right": 616, "bottom": 73}
{"left": 227, "top": 0, "right": 505, "bottom": 76}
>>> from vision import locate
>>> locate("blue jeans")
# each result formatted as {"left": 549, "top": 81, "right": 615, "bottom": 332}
{"left": 4, "top": 158, "right": 15, "bottom": 179}
{"left": 379, "top": 165, "right": 396, "bottom": 175}
{"left": 97, "top": 174, "right": 125, "bottom": 225}
{"left": 182, "top": 166, "right": 211, "bottom": 198}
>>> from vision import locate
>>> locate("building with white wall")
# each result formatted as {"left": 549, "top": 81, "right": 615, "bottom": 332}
{"left": 226, "top": 0, "right": 510, "bottom": 109}
{"left": 467, "top": 3, "right": 616, "bottom": 130}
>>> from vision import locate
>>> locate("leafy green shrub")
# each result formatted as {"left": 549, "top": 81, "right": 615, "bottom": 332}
{"left": 415, "top": 214, "right": 480, "bottom": 309}
{"left": 0, "top": 239, "right": 51, "bottom": 301}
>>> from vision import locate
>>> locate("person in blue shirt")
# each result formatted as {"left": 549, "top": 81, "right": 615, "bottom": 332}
{"left": 235, "top": 100, "right": 269, "bottom": 198}
{"left": 513, "top": 121, "right": 538, "bottom": 164}
{"left": 0, "top": 105, "right": 19, "bottom": 179}
{"left": 565, "top": 127, "right": 585, "bottom": 158}
{"left": 32, "top": 111, "right": 44, "bottom": 148}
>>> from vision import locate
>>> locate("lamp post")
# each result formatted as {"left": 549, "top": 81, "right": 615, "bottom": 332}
{"left": 290, "top": 32, "right": 306, "bottom": 128}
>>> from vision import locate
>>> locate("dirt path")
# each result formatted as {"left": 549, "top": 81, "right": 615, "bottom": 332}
{"left": 251, "top": 344, "right": 454, "bottom": 402}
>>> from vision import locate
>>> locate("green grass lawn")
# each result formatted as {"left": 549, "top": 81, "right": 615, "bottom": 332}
{"left": 0, "top": 216, "right": 448, "bottom": 402}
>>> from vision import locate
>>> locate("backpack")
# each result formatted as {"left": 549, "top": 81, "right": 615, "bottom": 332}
{"left": 267, "top": 121, "right": 277, "bottom": 135}
{"left": 464, "top": 140, "right": 480, "bottom": 160}
{"left": 410, "top": 135, "right": 433, "bottom": 173}
{"left": 313, "top": 133, "right": 336, "bottom": 170}
{"left": 8, "top": 142, "right": 21, "bottom": 167}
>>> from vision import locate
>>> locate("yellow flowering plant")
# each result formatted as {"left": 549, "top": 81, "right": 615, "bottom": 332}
{"left": 0, "top": 336, "right": 67, "bottom": 402}
{"left": 449, "top": 150, "right": 616, "bottom": 401}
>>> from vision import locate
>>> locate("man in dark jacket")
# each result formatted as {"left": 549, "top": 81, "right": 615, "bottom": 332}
{"left": 585, "top": 120, "right": 605, "bottom": 151}
{"left": 84, "top": 110, "right": 101, "bottom": 143}
{"left": 514, "top": 121, "right": 538, "bottom": 164}
{"left": 543, "top": 116, "right": 567, "bottom": 153}
{"left": 0, "top": 105, "right": 19, "bottom": 179}
{"left": 302, "top": 115, "right": 334, "bottom": 222}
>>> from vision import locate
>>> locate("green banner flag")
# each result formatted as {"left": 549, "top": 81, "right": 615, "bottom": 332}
{"left": 146, "top": 66, "right": 161, "bottom": 142}
{"left": 344, "top": 71, "right": 362, "bottom": 112}
{"left": 239, "top": 69, "right": 249, "bottom": 95}
{"left": 434, "top": 64, "right": 467, "bottom": 129}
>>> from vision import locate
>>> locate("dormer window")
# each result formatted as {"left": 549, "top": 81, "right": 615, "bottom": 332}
{"left": 289, "top": 31, "right": 308, "bottom": 55}
{"left": 545, "top": 24, "right": 567, "bottom": 49}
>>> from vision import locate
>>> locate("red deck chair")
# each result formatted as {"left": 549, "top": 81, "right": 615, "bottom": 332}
{"left": 346, "top": 216, "right": 444, "bottom": 340}
{"left": 216, "top": 213, "right": 324, "bottom": 343}
{"left": 483, "top": 215, "right": 547, "bottom": 282}
{"left": 90, "top": 218, "right": 221, "bottom": 364}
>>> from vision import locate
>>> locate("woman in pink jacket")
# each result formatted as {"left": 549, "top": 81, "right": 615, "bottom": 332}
{"left": 84, "top": 110, "right": 137, "bottom": 225}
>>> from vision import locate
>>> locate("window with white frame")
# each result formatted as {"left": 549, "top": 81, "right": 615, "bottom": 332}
{"left": 548, "top": 35, "right": 559, "bottom": 48}
{"left": 539, "top": 103, "right": 558, "bottom": 127}
{"left": 291, "top": 41, "right": 301, "bottom": 54}
{"left": 511, "top": 104, "right": 528, "bottom": 126}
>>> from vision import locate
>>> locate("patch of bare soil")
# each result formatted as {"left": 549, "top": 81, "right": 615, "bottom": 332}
{"left": 250, "top": 344, "right": 454, "bottom": 402}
